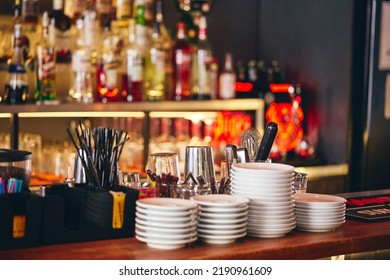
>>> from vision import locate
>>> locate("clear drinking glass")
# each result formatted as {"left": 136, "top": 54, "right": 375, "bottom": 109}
{"left": 145, "top": 152, "right": 181, "bottom": 181}
{"left": 292, "top": 171, "right": 308, "bottom": 194}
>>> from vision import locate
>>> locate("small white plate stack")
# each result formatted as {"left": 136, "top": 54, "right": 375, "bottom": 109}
{"left": 294, "top": 193, "right": 346, "bottom": 232}
{"left": 190, "top": 194, "right": 249, "bottom": 244}
{"left": 135, "top": 198, "right": 199, "bottom": 249}
{"left": 230, "top": 162, "right": 296, "bottom": 238}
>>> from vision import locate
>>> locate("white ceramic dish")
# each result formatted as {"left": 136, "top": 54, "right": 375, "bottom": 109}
{"left": 294, "top": 210, "right": 345, "bottom": 219}
{"left": 136, "top": 197, "right": 198, "bottom": 211}
{"left": 247, "top": 226, "right": 295, "bottom": 238}
{"left": 136, "top": 206, "right": 198, "bottom": 217}
{"left": 295, "top": 217, "right": 345, "bottom": 225}
{"left": 135, "top": 234, "right": 197, "bottom": 250}
{"left": 249, "top": 203, "right": 295, "bottom": 212}
{"left": 230, "top": 175, "right": 293, "bottom": 185}
{"left": 295, "top": 220, "right": 345, "bottom": 232}
{"left": 198, "top": 210, "right": 248, "bottom": 219}
{"left": 231, "top": 191, "right": 293, "bottom": 202}
{"left": 197, "top": 221, "right": 247, "bottom": 230}
{"left": 232, "top": 162, "right": 295, "bottom": 173}
{"left": 248, "top": 219, "right": 296, "bottom": 229}
{"left": 248, "top": 213, "right": 295, "bottom": 223}
{"left": 197, "top": 227, "right": 247, "bottom": 236}
{"left": 231, "top": 172, "right": 293, "bottom": 181}
{"left": 199, "top": 216, "right": 248, "bottom": 225}
{"left": 136, "top": 212, "right": 198, "bottom": 223}
{"left": 135, "top": 223, "right": 197, "bottom": 234}
{"left": 198, "top": 231, "right": 246, "bottom": 245}
{"left": 199, "top": 204, "right": 249, "bottom": 213}
{"left": 293, "top": 193, "right": 346, "bottom": 205}
{"left": 230, "top": 186, "right": 293, "bottom": 196}
{"left": 135, "top": 228, "right": 197, "bottom": 240}
{"left": 135, "top": 217, "right": 198, "bottom": 228}
{"left": 191, "top": 194, "right": 249, "bottom": 207}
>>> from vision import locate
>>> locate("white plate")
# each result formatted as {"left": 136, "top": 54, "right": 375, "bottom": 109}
{"left": 295, "top": 217, "right": 345, "bottom": 225}
{"left": 197, "top": 221, "right": 247, "bottom": 230}
{"left": 136, "top": 217, "right": 198, "bottom": 228}
{"left": 135, "top": 234, "right": 197, "bottom": 250}
{"left": 247, "top": 226, "right": 295, "bottom": 238}
{"left": 248, "top": 219, "right": 296, "bottom": 229}
{"left": 249, "top": 203, "right": 295, "bottom": 212}
{"left": 199, "top": 216, "right": 248, "bottom": 225}
{"left": 135, "top": 223, "right": 197, "bottom": 234}
{"left": 136, "top": 197, "right": 198, "bottom": 211}
{"left": 231, "top": 175, "right": 293, "bottom": 185}
{"left": 294, "top": 211, "right": 345, "bottom": 220}
{"left": 232, "top": 162, "right": 295, "bottom": 174}
{"left": 136, "top": 212, "right": 198, "bottom": 223}
{"left": 231, "top": 172, "right": 293, "bottom": 181}
{"left": 136, "top": 206, "right": 198, "bottom": 217}
{"left": 197, "top": 227, "right": 247, "bottom": 236}
{"left": 135, "top": 228, "right": 197, "bottom": 240}
{"left": 248, "top": 213, "right": 295, "bottom": 223}
{"left": 191, "top": 194, "right": 249, "bottom": 207}
{"left": 198, "top": 210, "right": 248, "bottom": 219}
{"left": 199, "top": 204, "right": 249, "bottom": 213}
{"left": 231, "top": 191, "right": 293, "bottom": 202}
{"left": 296, "top": 220, "right": 345, "bottom": 232}
{"left": 231, "top": 186, "right": 293, "bottom": 196}
{"left": 198, "top": 231, "right": 246, "bottom": 245}
{"left": 294, "top": 193, "right": 346, "bottom": 206}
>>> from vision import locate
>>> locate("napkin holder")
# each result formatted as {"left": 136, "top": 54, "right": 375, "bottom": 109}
{"left": 0, "top": 191, "right": 43, "bottom": 250}
{"left": 41, "top": 183, "right": 139, "bottom": 245}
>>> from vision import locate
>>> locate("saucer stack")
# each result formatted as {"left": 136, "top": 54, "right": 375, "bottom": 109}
{"left": 190, "top": 194, "right": 249, "bottom": 244}
{"left": 294, "top": 193, "right": 346, "bottom": 232}
{"left": 135, "top": 198, "right": 198, "bottom": 249}
{"left": 230, "top": 162, "right": 296, "bottom": 238}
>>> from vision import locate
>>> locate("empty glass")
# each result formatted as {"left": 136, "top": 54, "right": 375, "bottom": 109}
{"left": 146, "top": 152, "right": 181, "bottom": 181}
{"left": 292, "top": 171, "right": 308, "bottom": 194}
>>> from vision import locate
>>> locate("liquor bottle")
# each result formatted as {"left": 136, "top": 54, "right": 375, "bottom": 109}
{"left": 21, "top": 0, "right": 39, "bottom": 32}
{"left": 190, "top": 16, "right": 212, "bottom": 100}
{"left": 121, "top": 18, "right": 143, "bottom": 102}
{"left": 69, "top": 14, "right": 94, "bottom": 103}
{"left": 134, "top": 0, "right": 149, "bottom": 54}
{"left": 116, "top": 0, "right": 132, "bottom": 27}
{"left": 96, "top": 0, "right": 112, "bottom": 27}
{"left": 12, "top": 2, "right": 31, "bottom": 62}
{"left": 172, "top": 21, "right": 192, "bottom": 101}
{"left": 64, "top": 0, "right": 86, "bottom": 23}
{"left": 96, "top": 20, "right": 122, "bottom": 103}
{"left": 49, "top": 0, "right": 73, "bottom": 63}
{"left": 143, "top": 21, "right": 165, "bottom": 101}
{"left": 257, "top": 59, "right": 268, "bottom": 97}
{"left": 3, "top": 22, "right": 29, "bottom": 104}
{"left": 177, "top": 0, "right": 197, "bottom": 44}
{"left": 35, "top": 12, "right": 57, "bottom": 103}
{"left": 219, "top": 52, "right": 236, "bottom": 99}
{"left": 155, "top": 0, "right": 172, "bottom": 98}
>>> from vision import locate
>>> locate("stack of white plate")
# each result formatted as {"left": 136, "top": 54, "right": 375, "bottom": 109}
{"left": 230, "top": 162, "right": 296, "bottom": 238}
{"left": 294, "top": 193, "right": 346, "bottom": 232}
{"left": 135, "top": 198, "right": 199, "bottom": 249}
{"left": 190, "top": 194, "right": 249, "bottom": 244}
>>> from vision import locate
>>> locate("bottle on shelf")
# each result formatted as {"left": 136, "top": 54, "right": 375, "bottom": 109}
{"left": 155, "top": 0, "right": 172, "bottom": 98}
{"left": 2, "top": 22, "right": 29, "bottom": 104}
{"left": 69, "top": 13, "right": 95, "bottom": 104}
{"left": 190, "top": 15, "right": 212, "bottom": 100}
{"left": 96, "top": 20, "right": 123, "bottom": 103}
{"left": 219, "top": 52, "right": 236, "bottom": 99}
{"left": 143, "top": 20, "right": 166, "bottom": 101}
{"left": 35, "top": 11, "right": 57, "bottom": 103}
{"left": 134, "top": 0, "right": 150, "bottom": 55}
{"left": 49, "top": 0, "right": 73, "bottom": 64}
{"left": 96, "top": 0, "right": 112, "bottom": 27}
{"left": 116, "top": 0, "right": 132, "bottom": 27}
{"left": 64, "top": 0, "right": 86, "bottom": 23}
{"left": 121, "top": 18, "right": 143, "bottom": 102}
{"left": 172, "top": 21, "right": 192, "bottom": 101}
{"left": 21, "top": 0, "right": 39, "bottom": 32}
{"left": 177, "top": 0, "right": 198, "bottom": 44}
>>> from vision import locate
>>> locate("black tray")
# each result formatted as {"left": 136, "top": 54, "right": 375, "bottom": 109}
{"left": 346, "top": 195, "right": 390, "bottom": 222}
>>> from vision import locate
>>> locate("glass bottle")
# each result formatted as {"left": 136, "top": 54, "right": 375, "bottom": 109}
{"left": 3, "top": 22, "right": 29, "bottom": 104}
{"left": 21, "top": 0, "right": 39, "bottom": 32}
{"left": 69, "top": 14, "right": 94, "bottom": 103}
{"left": 96, "top": 0, "right": 112, "bottom": 27}
{"left": 64, "top": 0, "right": 86, "bottom": 23}
{"left": 96, "top": 20, "right": 122, "bottom": 103}
{"left": 190, "top": 16, "right": 212, "bottom": 100}
{"left": 134, "top": 0, "right": 149, "bottom": 54}
{"left": 116, "top": 0, "right": 132, "bottom": 27}
{"left": 122, "top": 18, "right": 143, "bottom": 102}
{"left": 143, "top": 21, "right": 165, "bottom": 101}
{"left": 35, "top": 11, "right": 57, "bottom": 103}
{"left": 49, "top": 0, "right": 73, "bottom": 63}
{"left": 172, "top": 21, "right": 192, "bottom": 101}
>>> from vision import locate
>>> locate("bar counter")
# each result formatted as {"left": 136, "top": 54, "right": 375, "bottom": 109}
{"left": 1, "top": 190, "right": 390, "bottom": 260}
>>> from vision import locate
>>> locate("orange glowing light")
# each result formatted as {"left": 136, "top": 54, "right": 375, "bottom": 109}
{"left": 269, "top": 83, "right": 294, "bottom": 93}
{"left": 235, "top": 82, "right": 253, "bottom": 92}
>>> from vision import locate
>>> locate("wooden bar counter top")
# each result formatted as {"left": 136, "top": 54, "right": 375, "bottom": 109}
{"left": 1, "top": 190, "right": 390, "bottom": 260}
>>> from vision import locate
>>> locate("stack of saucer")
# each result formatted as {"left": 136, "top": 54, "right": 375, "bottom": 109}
{"left": 135, "top": 198, "right": 198, "bottom": 249}
{"left": 190, "top": 194, "right": 249, "bottom": 244}
{"left": 230, "top": 162, "right": 296, "bottom": 238}
{"left": 294, "top": 193, "right": 346, "bottom": 232}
